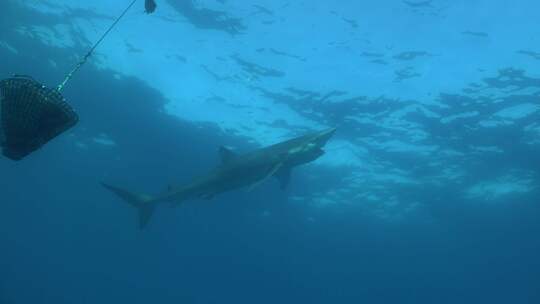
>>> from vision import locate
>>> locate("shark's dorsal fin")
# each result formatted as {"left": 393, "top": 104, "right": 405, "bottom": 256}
{"left": 275, "top": 168, "right": 291, "bottom": 190}
{"left": 219, "top": 146, "right": 237, "bottom": 164}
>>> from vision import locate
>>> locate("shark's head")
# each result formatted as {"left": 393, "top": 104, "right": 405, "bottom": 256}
{"left": 310, "top": 127, "right": 337, "bottom": 147}
{"left": 285, "top": 127, "right": 336, "bottom": 165}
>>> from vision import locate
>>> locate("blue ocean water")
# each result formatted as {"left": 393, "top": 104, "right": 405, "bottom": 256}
{"left": 1, "top": 0, "right": 539, "bottom": 303}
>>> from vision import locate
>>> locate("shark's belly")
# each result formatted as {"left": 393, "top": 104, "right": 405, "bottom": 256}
{"left": 193, "top": 166, "right": 271, "bottom": 197}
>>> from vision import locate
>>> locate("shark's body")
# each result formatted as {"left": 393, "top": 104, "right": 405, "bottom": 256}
{"left": 103, "top": 128, "right": 336, "bottom": 228}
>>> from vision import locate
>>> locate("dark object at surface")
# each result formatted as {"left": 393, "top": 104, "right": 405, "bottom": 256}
{"left": 145, "top": 0, "right": 157, "bottom": 14}
{"left": 0, "top": 76, "right": 78, "bottom": 160}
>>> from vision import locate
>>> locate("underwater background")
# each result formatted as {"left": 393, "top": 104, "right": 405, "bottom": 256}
{"left": 1, "top": 0, "right": 539, "bottom": 303}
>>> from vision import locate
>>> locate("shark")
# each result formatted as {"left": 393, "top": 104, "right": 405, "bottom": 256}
{"left": 102, "top": 128, "right": 336, "bottom": 229}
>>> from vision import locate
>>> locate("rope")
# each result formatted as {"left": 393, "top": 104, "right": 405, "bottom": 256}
{"left": 56, "top": 0, "right": 139, "bottom": 92}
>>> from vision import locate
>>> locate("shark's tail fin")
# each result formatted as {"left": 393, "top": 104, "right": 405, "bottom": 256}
{"left": 101, "top": 182, "right": 157, "bottom": 229}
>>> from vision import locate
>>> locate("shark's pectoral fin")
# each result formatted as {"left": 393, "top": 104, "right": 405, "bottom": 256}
{"left": 275, "top": 168, "right": 291, "bottom": 190}
{"left": 219, "top": 146, "right": 237, "bottom": 164}
{"left": 247, "top": 162, "right": 284, "bottom": 192}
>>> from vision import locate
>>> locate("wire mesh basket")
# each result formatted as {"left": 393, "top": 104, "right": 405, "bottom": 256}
{"left": 0, "top": 76, "right": 78, "bottom": 160}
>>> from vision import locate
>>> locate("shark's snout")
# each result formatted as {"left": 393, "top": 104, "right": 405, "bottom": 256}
{"left": 315, "top": 127, "right": 336, "bottom": 145}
